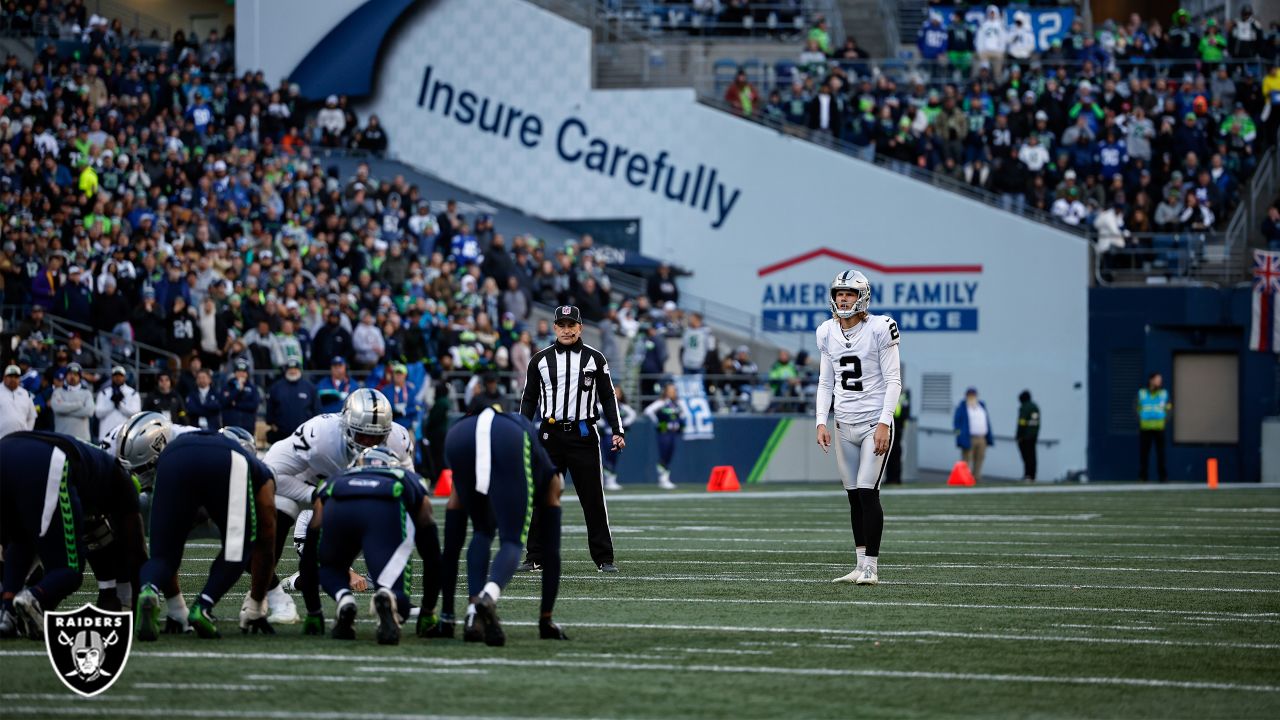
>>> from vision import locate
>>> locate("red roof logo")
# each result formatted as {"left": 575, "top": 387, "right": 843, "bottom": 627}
{"left": 758, "top": 247, "right": 983, "bottom": 277}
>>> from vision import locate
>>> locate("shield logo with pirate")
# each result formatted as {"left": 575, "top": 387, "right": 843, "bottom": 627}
{"left": 44, "top": 604, "right": 132, "bottom": 697}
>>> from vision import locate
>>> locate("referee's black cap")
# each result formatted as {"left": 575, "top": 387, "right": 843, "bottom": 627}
{"left": 553, "top": 305, "right": 582, "bottom": 325}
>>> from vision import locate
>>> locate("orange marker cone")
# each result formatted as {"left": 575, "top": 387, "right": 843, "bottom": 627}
{"left": 434, "top": 469, "right": 453, "bottom": 497}
{"left": 707, "top": 466, "right": 740, "bottom": 492}
{"left": 1207, "top": 458, "right": 1218, "bottom": 489}
{"left": 947, "top": 461, "right": 976, "bottom": 486}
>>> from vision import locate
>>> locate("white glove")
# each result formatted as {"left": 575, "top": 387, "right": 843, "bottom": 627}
{"left": 239, "top": 595, "right": 273, "bottom": 634}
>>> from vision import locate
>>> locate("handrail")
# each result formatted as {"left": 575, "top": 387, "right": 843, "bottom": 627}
{"left": 698, "top": 95, "right": 1088, "bottom": 237}
{"left": 917, "top": 424, "right": 1059, "bottom": 448}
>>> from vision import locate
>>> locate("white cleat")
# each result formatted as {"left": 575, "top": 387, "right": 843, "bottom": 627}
{"left": 13, "top": 589, "right": 45, "bottom": 639}
{"left": 657, "top": 471, "right": 676, "bottom": 490}
{"left": 603, "top": 473, "right": 622, "bottom": 491}
{"left": 832, "top": 567, "right": 863, "bottom": 584}
{"left": 281, "top": 572, "right": 301, "bottom": 592}
{"left": 266, "top": 585, "right": 300, "bottom": 624}
{"left": 855, "top": 567, "right": 879, "bottom": 585}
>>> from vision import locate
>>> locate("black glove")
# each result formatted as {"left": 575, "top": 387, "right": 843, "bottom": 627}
{"left": 111, "top": 388, "right": 124, "bottom": 404}
{"left": 303, "top": 611, "right": 325, "bottom": 636}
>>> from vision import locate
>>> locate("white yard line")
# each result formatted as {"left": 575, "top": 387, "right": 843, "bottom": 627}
{"left": 132, "top": 683, "right": 268, "bottom": 691}
{"left": 547, "top": 557, "right": 1280, "bottom": 575}
{"left": 583, "top": 485, "right": 1280, "bottom": 501}
{"left": 6, "top": 650, "right": 1275, "bottom": 693}
{"left": 549, "top": 574, "right": 1280, "bottom": 593}
{"left": 1052, "top": 624, "right": 1164, "bottom": 632}
{"left": 351, "top": 667, "right": 491, "bottom": 675}
{"left": 3, "top": 708, "right": 540, "bottom": 720}
{"left": 619, "top": 547, "right": 1280, "bottom": 561}
{"left": 244, "top": 674, "right": 387, "bottom": 683}
{"left": 0, "top": 694, "right": 145, "bottom": 702}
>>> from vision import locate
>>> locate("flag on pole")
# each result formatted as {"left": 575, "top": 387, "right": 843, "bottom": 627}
{"left": 1250, "top": 249, "right": 1280, "bottom": 353}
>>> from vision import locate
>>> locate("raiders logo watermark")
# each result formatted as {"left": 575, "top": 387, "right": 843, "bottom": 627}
{"left": 44, "top": 604, "right": 133, "bottom": 697}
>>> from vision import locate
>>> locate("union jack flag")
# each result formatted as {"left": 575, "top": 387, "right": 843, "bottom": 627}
{"left": 1250, "top": 250, "right": 1280, "bottom": 353}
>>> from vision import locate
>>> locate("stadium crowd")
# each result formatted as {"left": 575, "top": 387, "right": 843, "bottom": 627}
{"left": 719, "top": 7, "right": 1280, "bottom": 252}
{"left": 0, "top": 5, "right": 786, "bottom": 467}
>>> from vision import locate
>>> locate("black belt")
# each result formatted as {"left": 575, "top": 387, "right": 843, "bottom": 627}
{"left": 545, "top": 418, "right": 597, "bottom": 433}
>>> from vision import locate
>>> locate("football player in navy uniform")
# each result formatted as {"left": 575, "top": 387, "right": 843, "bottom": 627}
{"left": 440, "top": 407, "right": 568, "bottom": 646}
{"left": 295, "top": 447, "right": 441, "bottom": 645}
{"left": 135, "top": 427, "right": 278, "bottom": 640}
{"left": 0, "top": 431, "right": 142, "bottom": 639}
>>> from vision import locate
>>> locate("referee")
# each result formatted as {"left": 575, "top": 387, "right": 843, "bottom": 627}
{"left": 518, "top": 305, "right": 626, "bottom": 573}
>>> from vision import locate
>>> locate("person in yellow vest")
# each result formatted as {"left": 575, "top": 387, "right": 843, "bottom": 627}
{"left": 1136, "top": 372, "right": 1171, "bottom": 482}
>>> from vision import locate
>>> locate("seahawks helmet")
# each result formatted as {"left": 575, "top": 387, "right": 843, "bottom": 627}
{"left": 117, "top": 411, "right": 173, "bottom": 489}
{"left": 342, "top": 389, "right": 393, "bottom": 459}
{"left": 353, "top": 445, "right": 402, "bottom": 469}
{"left": 829, "top": 270, "right": 871, "bottom": 319}
{"left": 219, "top": 425, "right": 257, "bottom": 454}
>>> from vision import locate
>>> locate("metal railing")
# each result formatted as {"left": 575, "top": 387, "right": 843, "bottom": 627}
{"left": 698, "top": 95, "right": 1087, "bottom": 236}
{"left": 1092, "top": 232, "right": 1244, "bottom": 287}
{"left": 592, "top": 1, "right": 839, "bottom": 42}
{"left": 3, "top": 305, "right": 180, "bottom": 385}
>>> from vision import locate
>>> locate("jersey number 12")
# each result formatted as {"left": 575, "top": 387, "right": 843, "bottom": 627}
{"left": 840, "top": 356, "right": 862, "bottom": 392}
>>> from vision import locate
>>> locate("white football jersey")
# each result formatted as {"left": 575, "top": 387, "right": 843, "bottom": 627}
{"left": 101, "top": 422, "right": 201, "bottom": 457}
{"left": 263, "top": 413, "right": 415, "bottom": 488}
{"left": 815, "top": 314, "right": 902, "bottom": 427}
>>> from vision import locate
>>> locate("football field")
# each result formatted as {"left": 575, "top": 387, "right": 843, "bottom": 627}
{"left": 4, "top": 483, "right": 1280, "bottom": 719}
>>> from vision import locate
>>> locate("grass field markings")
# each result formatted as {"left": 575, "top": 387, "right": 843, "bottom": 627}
{"left": 556, "top": 651, "right": 677, "bottom": 661}
{"left": 602, "top": 522, "right": 1280, "bottom": 533}
{"left": 650, "top": 646, "right": 775, "bottom": 656}
{"left": 2, "top": 707, "right": 554, "bottom": 720}
{"left": 546, "top": 557, "right": 1280, "bottom": 576}
{"left": 550, "top": 573, "right": 1280, "bottom": 593}
{"left": 349, "top": 667, "right": 492, "bottom": 675}
{"left": 618, "top": 547, "right": 1280, "bottom": 562}
{"left": 243, "top": 674, "right": 388, "bottom": 683}
{"left": 132, "top": 682, "right": 269, "bottom": 691}
{"left": 484, "top": 620, "right": 1280, "bottom": 651}
{"left": 1195, "top": 508, "right": 1280, "bottom": 513}
{"left": 494, "top": 594, "right": 1280, "bottom": 621}
{"left": 626, "top": 537, "right": 1280, "bottom": 551}
{"left": 0, "top": 694, "right": 146, "bottom": 702}
{"left": 623, "top": 531, "right": 1280, "bottom": 543}
{"left": 738, "top": 641, "right": 863, "bottom": 650}
{"left": 592, "top": 485, "right": 1280, "bottom": 501}
{"left": 1052, "top": 624, "right": 1165, "bottom": 632}
{"left": 10, "top": 651, "right": 1280, "bottom": 695}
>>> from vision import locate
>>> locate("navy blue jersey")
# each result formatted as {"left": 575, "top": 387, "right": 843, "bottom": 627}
{"left": 1, "top": 430, "right": 137, "bottom": 517}
{"left": 158, "top": 431, "right": 276, "bottom": 494}
{"left": 321, "top": 467, "right": 429, "bottom": 510}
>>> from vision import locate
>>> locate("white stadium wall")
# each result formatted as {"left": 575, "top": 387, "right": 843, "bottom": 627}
{"left": 245, "top": 0, "right": 1092, "bottom": 480}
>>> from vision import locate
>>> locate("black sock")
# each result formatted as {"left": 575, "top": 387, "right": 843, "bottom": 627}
{"left": 539, "top": 506, "right": 562, "bottom": 616}
{"left": 440, "top": 508, "right": 466, "bottom": 616}
{"left": 414, "top": 521, "right": 441, "bottom": 616}
{"left": 298, "top": 526, "right": 322, "bottom": 615}
{"left": 268, "top": 510, "right": 294, "bottom": 591}
{"left": 846, "top": 489, "right": 864, "bottom": 547}
{"left": 857, "top": 488, "right": 883, "bottom": 557}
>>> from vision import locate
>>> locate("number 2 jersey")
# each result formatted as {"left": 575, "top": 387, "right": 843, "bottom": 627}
{"left": 262, "top": 413, "right": 416, "bottom": 490}
{"left": 815, "top": 314, "right": 903, "bottom": 429}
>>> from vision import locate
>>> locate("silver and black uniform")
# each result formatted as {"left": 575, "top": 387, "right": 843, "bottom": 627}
{"left": 519, "top": 337, "right": 624, "bottom": 566}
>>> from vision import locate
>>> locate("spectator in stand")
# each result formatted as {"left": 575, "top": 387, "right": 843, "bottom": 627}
{"left": 974, "top": 6, "right": 1008, "bottom": 80}
{"left": 310, "top": 307, "right": 354, "bottom": 371}
{"left": 724, "top": 69, "right": 760, "bottom": 116}
{"left": 385, "top": 362, "right": 421, "bottom": 430}
{"left": 946, "top": 10, "right": 974, "bottom": 80}
{"left": 185, "top": 368, "right": 222, "bottom": 431}
{"left": 356, "top": 114, "right": 389, "bottom": 154}
{"left": 317, "top": 95, "right": 346, "bottom": 147}
{"left": 1263, "top": 204, "right": 1280, "bottom": 250}
{"left": 56, "top": 264, "right": 93, "bottom": 328}
{"left": 680, "top": 312, "right": 715, "bottom": 376}
{"left": 648, "top": 263, "right": 679, "bottom": 307}
{"left": 144, "top": 372, "right": 187, "bottom": 425}
{"left": 266, "top": 357, "right": 319, "bottom": 443}
{"left": 94, "top": 365, "right": 140, "bottom": 441}
{"left": 917, "top": 12, "right": 948, "bottom": 76}
{"left": 219, "top": 358, "right": 260, "bottom": 433}
{"left": 1, "top": 364, "right": 38, "bottom": 438}
{"left": 50, "top": 363, "right": 94, "bottom": 441}
{"left": 1179, "top": 190, "right": 1215, "bottom": 231}
{"left": 767, "top": 349, "right": 801, "bottom": 410}
{"left": 316, "top": 356, "right": 356, "bottom": 414}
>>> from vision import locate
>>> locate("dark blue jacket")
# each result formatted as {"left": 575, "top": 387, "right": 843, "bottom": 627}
{"left": 185, "top": 386, "right": 223, "bottom": 430}
{"left": 953, "top": 400, "right": 995, "bottom": 450}
{"left": 218, "top": 377, "right": 261, "bottom": 433}
{"left": 266, "top": 377, "right": 321, "bottom": 442}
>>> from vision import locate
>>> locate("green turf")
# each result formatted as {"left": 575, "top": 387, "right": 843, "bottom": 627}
{"left": 3, "top": 484, "right": 1280, "bottom": 719}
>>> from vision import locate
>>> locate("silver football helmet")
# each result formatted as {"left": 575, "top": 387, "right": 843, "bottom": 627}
{"left": 117, "top": 411, "right": 173, "bottom": 489}
{"left": 219, "top": 426, "right": 257, "bottom": 454}
{"left": 352, "top": 445, "right": 402, "bottom": 469}
{"left": 342, "top": 389, "right": 393, "bottom": 459}
{"left": 829, "top": 270, "right": 871, "bottom": 319}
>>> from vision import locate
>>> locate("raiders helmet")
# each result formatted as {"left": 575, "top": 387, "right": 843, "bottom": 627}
{"left": 117, "top": 411, "right": 173, "bottom": 489}
{"left": 353, "top": 445, "right": 402, "bottom": 469}
{"left": 219, "top": 425, "right": 257, "bottom": 454}
{"left": 342, "top": 389, "right": 393, "bottom": 459}
{"left": 829, "top": 270, "right": 871, "bottom": 319}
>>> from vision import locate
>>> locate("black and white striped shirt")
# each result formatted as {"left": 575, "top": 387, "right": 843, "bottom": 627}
{"left": 519, "top": 340, "right": 624, "bottom": 435}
